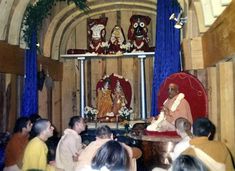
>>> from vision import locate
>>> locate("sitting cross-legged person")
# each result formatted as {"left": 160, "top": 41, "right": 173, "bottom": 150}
{"left": 183, "top": 117, "right": 234, "bottom": 171}
{"left": 147, "top": 83, "right": 193, "bottom": 132}
{"left": 75, "top": 125, "right": 142, "bottom": 171}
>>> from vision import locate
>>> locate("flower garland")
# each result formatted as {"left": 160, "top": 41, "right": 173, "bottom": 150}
{"left": 22, "top": 0, "right": 89, "bottom": 47}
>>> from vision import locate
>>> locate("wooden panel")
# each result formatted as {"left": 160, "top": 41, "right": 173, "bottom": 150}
{"left": 0, "top": 42, "right": 63, "bottom": 81}
{"left": 218, "top": 61, "right": 235, "bottom": 158}
{"left": 61, "top": 61, "right": 76, "bottom": 131}
{"left": 182, "top": 37, "right": 204, "bottom": 70}
{"left": 7, "top": 74, "right": 17, "bottom": 132}
{"left": 38, "top": 86, "right": 48, "bottom": 118}
{"left": 52, "top": 81, "right": 62, "bottom": 134}
{"left": 207, "top": 67, "right": 219, "bottom": 140}
{"left": 202, "top": 1, "right": 235, "bottom": 67}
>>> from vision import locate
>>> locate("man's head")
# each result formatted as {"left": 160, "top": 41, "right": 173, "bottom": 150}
{"left": 69, "top": 116, "right": 86, "bottom": 134}
{"left": 13, "top": 117, "right": 32, "bottom": 134}
{"left": 175, "top": 117, "right": 192, "bottom": 137}
{"left": 96, "top": 125, "right": 113, "bottom": 139}
{"left": 193, "top": 117, "right": 215, "bottom": 137}
{"left": 32, "top": 119, "right": 54, "bottom": 141}
{"left": 168, "top": 83, "right": 179, "bottom": 99}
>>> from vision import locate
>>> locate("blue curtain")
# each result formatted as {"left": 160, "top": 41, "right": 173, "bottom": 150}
{"left": 151, "top": 0, "right": 181, "bottom": 116}
{"left": 21, "top": 32, "right": 38, "bottom": 117}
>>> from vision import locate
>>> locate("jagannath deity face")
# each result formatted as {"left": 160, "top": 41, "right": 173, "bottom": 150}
{"left": 90, "top": 24, "right": 105, "bottom": 41}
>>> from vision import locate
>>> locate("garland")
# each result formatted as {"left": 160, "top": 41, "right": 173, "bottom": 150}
{"left": 22, "top": 0, "right": 89, "bottom": 47}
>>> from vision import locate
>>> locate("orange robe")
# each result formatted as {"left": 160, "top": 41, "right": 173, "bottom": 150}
{"left": 97, "top": 89, "right": 113, "bottom": 118}
{"left": 4, "top": 133, "right": 29, "bottom": 168}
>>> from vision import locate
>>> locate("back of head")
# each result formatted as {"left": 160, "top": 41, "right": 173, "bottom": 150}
{"left": 193, "top": 118, "right": 214, "bottom": 137}
{"left": 13, "top": 117, "right": 30, "bottom": 133}
{"left": 175, "top": 117, "right": 192, "bottom": 137}
{"left": 68, "top": 116, "right": 82, "bottom": 129}
{"left": 32, "top": 119, "right": 49, "bottom": 136}
{"left": 96, "top": 125, "right": 112, "bottom": 139}
{"left": 172, "top": 155, "right": 208, "bottom": 171}
{"left": 91, "top": 140, "right": 130, "bottom": 171}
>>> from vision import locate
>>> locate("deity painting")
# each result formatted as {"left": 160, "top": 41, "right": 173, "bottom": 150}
{"left": 128, "top": 15, "right": 151, "bottom": 51}
{"left": 88, "top": 17, "right": 108, "bottom": 54}
{"left": 108, "top": 25, "right": 126, "bottom": 54}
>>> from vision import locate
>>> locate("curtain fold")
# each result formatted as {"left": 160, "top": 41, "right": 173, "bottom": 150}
{"left": 151, "top": 0, "right": 181, "bottom": 116}
{"left": 21, "top": 32, "right": 38, "bottom": 117}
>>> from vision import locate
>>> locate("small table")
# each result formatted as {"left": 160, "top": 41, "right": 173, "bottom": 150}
{"left": 129, "top": 134, "right": 181, "bottom": 170}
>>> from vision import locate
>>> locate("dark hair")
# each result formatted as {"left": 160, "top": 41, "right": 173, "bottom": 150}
{"left": 91, "top": 140, "right": 130, "bottom": 171}
{"left": 29, "top": 114, "right": 41, "bottom": 124}
{"left": 175, "top": 117, "right": 192, "bottom": 137}
{"left": 96, "top": 125, "right": 112, "bottom": 139}
{"left": 68, "top": 116, "right": 83, "bottom": 128}
{"left": 193, "top": 118, "right": 215, "bottom": 137}
{"left": 32, "top": 119, "right": 49, "bottom": 136}
{"left": 13, "top": 117, "right": 30, "bottom": 133}
{"left": 172, "top": 155, "right": 208, "bottom": 171}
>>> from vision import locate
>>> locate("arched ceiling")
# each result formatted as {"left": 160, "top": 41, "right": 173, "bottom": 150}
{"left": 0, "top": 0, "right": 232, "bottom": 59}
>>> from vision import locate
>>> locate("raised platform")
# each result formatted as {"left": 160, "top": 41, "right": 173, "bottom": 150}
{"left": 86, "top": 120, "right": 146, "bottom": 129}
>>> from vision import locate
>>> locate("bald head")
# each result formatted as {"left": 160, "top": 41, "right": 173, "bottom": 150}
{"left": 32, "top": 119, "right": 50, "bottom": 136}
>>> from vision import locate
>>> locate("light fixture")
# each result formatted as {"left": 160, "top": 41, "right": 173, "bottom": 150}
{"left": 169, "top": 9, "right": 187, "bottom": 29}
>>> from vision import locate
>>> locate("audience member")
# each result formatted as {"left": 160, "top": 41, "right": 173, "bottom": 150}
{"left": 82, "top": 140, "right": 130, "bottom": 171}
{"left": 172, "top": 154, "right": 208, "bottom": 171}
{"left": 147, "top": 83, "right": 192, "bottom": 132}
{"left": 56, "top": 116, "right": 86, "bottom": 171}
{"left": 22, "top": 119, "right": 54, "bottom": 171}
{"left": 4, "top": 117, "right": 32, "bottom": 171}
{"left": 29, "top": 114, "right": 42, "bottom": 139}
{"left": 170, "top": 117, "right": 192, "bottom": 161}
{"left": 76, "top": 125, "right": 142, "bottom": 171}
{"left": 183, "top": 117, "right": 234, "bottom": 171}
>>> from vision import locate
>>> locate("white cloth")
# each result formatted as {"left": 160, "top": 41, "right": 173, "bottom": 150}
{"left": 191, "top": 145, "right": 226, "bottom": 171}
{"left": 56, "top": 128, "right": 83, "bottom": 171}
{"left": 3, "top": 165, "right": 21, "bottom": 171}
{"left": 170, "top": 136, "right": 191, "bottom": 161}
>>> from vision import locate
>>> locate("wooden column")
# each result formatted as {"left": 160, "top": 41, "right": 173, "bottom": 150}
{"left": 218, "top": 61, "right": 235, "bottom": 158}
{"left": 207, "top": 67, "right": 219, "bottom": 140}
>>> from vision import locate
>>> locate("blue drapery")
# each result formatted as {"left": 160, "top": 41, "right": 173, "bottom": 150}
{"left": 151, "top": 0, "right": 181, "bottom": 116}
{"left": 21, "top": 32, "right": 38, "bottom": 117}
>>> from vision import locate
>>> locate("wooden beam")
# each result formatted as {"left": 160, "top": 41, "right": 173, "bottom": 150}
{"left": 0, "top": 41, "right": 63, "bottom": 81}
{"left": 202, "top": 1, "right": 235, "bottom": 67}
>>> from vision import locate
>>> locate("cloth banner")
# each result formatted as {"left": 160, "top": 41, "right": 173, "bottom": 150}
{"left": 151, "top": 0, "right": 181, "bottom": 116}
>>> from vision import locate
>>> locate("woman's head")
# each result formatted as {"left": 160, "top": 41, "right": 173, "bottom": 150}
{"left": 91, "top": 140, "right": 130, "bottom": 171}
{"left": 172, "top": 155, "right": 208, "bottom": 171}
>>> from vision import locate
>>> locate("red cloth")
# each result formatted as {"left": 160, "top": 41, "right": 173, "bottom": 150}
{"left": 4, "top": 133, "right": 29, "bottom": 167}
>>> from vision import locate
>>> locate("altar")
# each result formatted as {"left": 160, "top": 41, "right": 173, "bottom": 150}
{"left": 61, "top": 52, "right": 154, "bottom": 121}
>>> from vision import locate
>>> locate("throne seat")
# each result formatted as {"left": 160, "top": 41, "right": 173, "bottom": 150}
{"left": 145, "top": 72, "right": 208, "bottom": 136}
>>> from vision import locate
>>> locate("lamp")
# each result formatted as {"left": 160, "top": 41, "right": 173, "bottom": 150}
{"left": 169, "top": 10, "right": 187, "bottom": 29}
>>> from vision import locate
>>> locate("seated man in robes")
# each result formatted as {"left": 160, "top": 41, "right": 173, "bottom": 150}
{"left": 147, "top": 83, "right": 193, "bottom": 132}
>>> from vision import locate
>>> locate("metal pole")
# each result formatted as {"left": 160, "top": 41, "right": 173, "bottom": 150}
{"left": 138, "top": 55, "right": 147, "bottom": 120}
{"left": 78, "top": 57, "right": 85, "bottom": 118}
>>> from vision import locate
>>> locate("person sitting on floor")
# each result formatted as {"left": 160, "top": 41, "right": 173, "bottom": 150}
{"left": 183, "top": 117, "right": 234, "bottom": 171}
{"left": 56, "top": 116, "right": 86, "bottom": 171}
{"left": 4, "top": 117, "right": 32, "bottom": 171}
{"left": 76, "top": 125, "right": 142, "bottom": 171}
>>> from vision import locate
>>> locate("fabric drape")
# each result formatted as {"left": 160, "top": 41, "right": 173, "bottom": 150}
{"left": 21, "top": 32, "right": 38, "bottom": 117}
{"left": 151, "top": 0, "right": 181, "bottom": 116}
